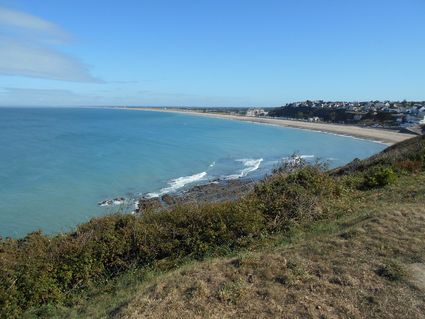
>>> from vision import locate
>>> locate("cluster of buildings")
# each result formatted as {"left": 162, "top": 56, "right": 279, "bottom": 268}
{"left": 246, "top": 108, "right": 268, "bottom": 117}
{"left": 261, "top": 100, "right": 425, "bottom": 127}
{"left": 284, "top": 100, "right": 424, "bottom": 113}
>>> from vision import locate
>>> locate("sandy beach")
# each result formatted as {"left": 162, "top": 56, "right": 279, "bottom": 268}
{"left": 123, "top": 107, "right": 415, "bottom": 145}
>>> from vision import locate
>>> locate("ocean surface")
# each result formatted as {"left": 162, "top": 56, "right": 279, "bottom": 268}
{"left": 0, "top": 107, "right": 385, "bottom": 237}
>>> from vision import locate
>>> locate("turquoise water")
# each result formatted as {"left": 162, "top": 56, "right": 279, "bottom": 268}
{"left": 0, "top": 107, "right": 385, "bottom": 237}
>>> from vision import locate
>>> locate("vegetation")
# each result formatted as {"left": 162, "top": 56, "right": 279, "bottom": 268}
{"left": 268, "top": 105, "right": 398, "bottom": 125}
{"left": 118, "top": 177, "right": 425, "bottom": 319}
{"left": 362, "top": 166, "right": 397, "bottom": 189}
{"left": 376, "top": 260, "right": 406, "bottom": 282}
{"left": 1, "top": 136, "right": 424, "bottom": 318}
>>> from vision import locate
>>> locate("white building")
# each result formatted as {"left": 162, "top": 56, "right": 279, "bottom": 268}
{"left": 246, "top": 108, "right": 268, "bottom": 117}
{"left": 308, "top": 117, "right": 320, "bottom": 122}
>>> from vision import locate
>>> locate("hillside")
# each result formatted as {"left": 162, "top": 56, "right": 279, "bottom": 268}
{"left": 2, "top": 136, "right": 425, "bottom": 319}
{"left": 120, "top": 179, "right": 425, "bottom": 318}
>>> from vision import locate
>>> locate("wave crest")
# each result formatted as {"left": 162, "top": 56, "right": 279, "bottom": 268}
{"left": 146, "top": 171, "right": 207, "bottom": 198}
{"left": 225, "top": 158, "right": 263, "bottom": 180}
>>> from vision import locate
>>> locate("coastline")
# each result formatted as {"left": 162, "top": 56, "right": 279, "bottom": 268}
{"left": 136, "top": 178, "right": 255, "bottom": 213}
{"left": 122, "top": 107, "right": 415, "bottom": 145}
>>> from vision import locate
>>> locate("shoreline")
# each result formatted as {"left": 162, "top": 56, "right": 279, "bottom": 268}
{"left": 121, "top": 107, "right": 415, "bottom": 145}
{"left": 136, "top": 178, "right": 255, "bottom": 213}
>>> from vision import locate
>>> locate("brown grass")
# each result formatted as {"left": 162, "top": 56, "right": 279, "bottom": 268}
{"left": 118, "top": 182, "right": 425, "bottom": 319}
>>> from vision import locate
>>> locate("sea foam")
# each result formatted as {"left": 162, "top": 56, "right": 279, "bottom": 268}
{"left": 224, "top": 158, "right": 263, "bottom": 180}
{"left": 146, "top": 171, "right": 208, "bottom": 198}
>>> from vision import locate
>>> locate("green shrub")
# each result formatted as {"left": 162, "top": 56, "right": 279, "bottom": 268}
{"left": 340, "top": 173, "right": 364, "bottom": 190}
{"left": 362, "top": 166, "right": 397, "bottom": 189}
{"left": 253, "top": 166, "right": 339, "bottom": 230}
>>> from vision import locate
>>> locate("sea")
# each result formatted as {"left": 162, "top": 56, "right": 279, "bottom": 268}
{"left": 0, "top": 107, "right": 386, "bottom": 237}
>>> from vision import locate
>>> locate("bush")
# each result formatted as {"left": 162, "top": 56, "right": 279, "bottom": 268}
{"left": 362, "top": 166, "right": 397, "bottom": 189}
{"left": 253, "top": 166, "right": 339, "bottom": 230}
{"left": 340, "top": 173, "right": 364, "bottom": 190}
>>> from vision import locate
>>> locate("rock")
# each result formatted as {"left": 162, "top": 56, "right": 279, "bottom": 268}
{"left": 161, "top": 194, "right": 177, "bottom": 206}
{"left": 98, "top": 199, "right": 113, "bottom": 207}
{"left": 137, "top": 197, "right": 162, "bottom": 212}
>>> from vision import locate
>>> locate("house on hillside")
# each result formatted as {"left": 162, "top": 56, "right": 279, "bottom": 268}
{"left": 246, "top": 108, "right": 268, "bottom": 117}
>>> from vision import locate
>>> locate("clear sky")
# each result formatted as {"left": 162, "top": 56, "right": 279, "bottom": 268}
{"left": 0, "top": 0, "right": 424, "bottom": 107}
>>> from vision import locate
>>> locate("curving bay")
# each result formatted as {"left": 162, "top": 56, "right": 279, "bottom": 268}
{"left": 0, "top": 107, "right": 385, "bottom": 237}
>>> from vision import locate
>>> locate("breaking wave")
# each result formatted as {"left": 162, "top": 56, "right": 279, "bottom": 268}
{"left": 224, "top": 158, "right": 263, "bottom": 180}
{"left": 146, "top": 171, "right": 208, "bottom": 198}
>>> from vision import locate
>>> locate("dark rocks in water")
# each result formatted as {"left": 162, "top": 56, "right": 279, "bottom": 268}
{"left": 98, "top": 199, "right": 113, "bottom": 207}
{"left": 180, "top": 179, "right": 253, "bottom": 203}
{"left": 98, "top": 197, "right": 126, "bottom": 207}
{"left": 136, "top": 178, "right": 255, "bottom": 213}
{"left": 113, "top": 197, "right": 125, "bottom": 204}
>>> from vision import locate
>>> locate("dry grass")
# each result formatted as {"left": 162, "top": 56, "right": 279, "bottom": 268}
{"left": 119, "top": 185, "right": 425, "bottom": 318}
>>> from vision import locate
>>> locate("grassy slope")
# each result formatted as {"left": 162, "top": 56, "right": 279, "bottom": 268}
{"left": 120, "top": 174, "right": 425, "bottom": 319}
{"left": 25, "top": 137, "right": 425, "bottom": 319}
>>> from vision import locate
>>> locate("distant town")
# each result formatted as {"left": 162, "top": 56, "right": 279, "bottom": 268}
{"left": 181, "top": 100, "right": 425, "bottom": 131}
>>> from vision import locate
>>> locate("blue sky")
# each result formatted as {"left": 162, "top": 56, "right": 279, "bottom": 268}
{"left": 0, "top": 0, "right": 424, "bottom": 107}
